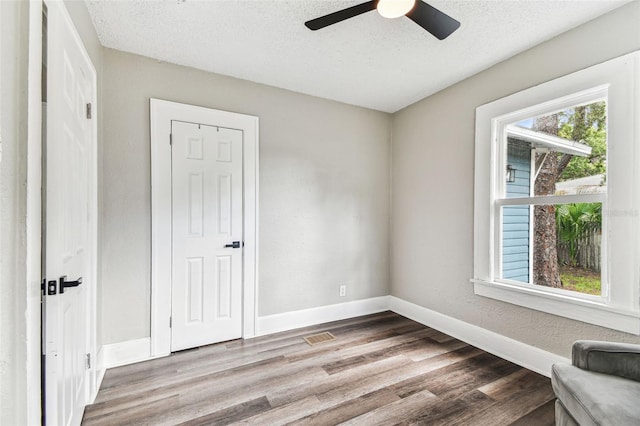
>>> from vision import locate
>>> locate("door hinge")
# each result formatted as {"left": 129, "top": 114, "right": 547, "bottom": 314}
{"left": 86, "top": 103, "right": 92, "bottom": 119}
{"left": 169, "top": 133, "right": 173, "bottom": 145}
{"left": 169, "top": 316, "right": 172, "bottom": 328}
{"left": 86, "top": 353, "right": 91, "bottom": 370}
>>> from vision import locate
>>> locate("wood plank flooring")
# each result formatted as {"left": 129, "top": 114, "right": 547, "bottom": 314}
{"left": 84, "top": 312, "right": 555, "bottom": 425}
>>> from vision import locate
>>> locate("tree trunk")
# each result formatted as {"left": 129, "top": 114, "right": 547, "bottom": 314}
{"left": 533, "top": 168, "right": 562, "bottom": 287}
{"left": 533, "top": 115, "right": 562, "bottom": 287}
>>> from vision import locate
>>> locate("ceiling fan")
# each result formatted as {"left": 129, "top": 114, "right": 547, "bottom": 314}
{"left": 305, "top": 0, "right": 460, "bottom": 40}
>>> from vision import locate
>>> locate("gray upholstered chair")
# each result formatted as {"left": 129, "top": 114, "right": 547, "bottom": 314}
{"left": 552, "top": 340, "right": 640, "bottom": 425}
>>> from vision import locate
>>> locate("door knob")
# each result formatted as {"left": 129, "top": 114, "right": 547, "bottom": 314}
{"left": 59, "top": 276, "right": 83, "bottom": 293}
{"left": 224, "top": 241, "right": 242, "bottom": 249}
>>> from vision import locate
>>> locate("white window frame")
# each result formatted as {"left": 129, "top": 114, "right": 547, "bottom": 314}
{"left": 474, "top": 51, "right": 640, "bottom": 334}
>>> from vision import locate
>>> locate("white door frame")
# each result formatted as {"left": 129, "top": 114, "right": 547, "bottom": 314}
{"left": 150, "top": 99, "right": 259, "bottom": 357}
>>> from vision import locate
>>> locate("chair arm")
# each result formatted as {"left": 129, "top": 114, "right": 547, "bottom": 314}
{"left": 572, "top": 340, "right": 640, "bottom": 382}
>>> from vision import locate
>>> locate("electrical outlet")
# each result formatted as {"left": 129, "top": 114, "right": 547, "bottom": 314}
{"left": 339, "top": 285, "right": 346, "bottom": 297}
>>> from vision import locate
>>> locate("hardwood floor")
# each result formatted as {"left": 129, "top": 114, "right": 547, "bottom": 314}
{"left": 84, "top": 312, "right": 555, "bottom": 425}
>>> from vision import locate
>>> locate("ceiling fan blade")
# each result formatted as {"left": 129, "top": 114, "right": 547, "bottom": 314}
{"left": 305, "top": 1, "right": 377, "bottom": 31}
{"left": 406, "top": 1, "right": 460, "bottom": 40}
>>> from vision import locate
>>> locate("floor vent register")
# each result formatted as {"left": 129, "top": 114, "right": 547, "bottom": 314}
{"left": 303, "top": 332, "right": 336, "bottom": 346}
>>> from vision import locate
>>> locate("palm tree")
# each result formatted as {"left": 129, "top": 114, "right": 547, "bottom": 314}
{"left": 556, "top": 203, "right": 602, "bottom": 266}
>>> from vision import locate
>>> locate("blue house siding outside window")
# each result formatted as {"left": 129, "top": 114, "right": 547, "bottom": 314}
{"left": 503, "top": 138, "right": 531, "bottom": 283}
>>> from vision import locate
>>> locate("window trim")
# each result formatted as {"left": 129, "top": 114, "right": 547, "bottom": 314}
{"left": 474, "top": 51, "right": 640, "bottom": 334}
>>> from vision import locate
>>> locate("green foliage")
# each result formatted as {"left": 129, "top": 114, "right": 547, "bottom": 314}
{"left": 556, "top": 203, "right": 602, "bottom": 266}
{"left": 557, "top": 101, "right": 607, "bottom": 182}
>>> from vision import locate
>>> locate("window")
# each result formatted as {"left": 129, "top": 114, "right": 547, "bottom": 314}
{"left": 474, "top": 52, "right": 640, "bottom": 334}
{"left": 499, "top": 100, "right": 607, "bottom": 296}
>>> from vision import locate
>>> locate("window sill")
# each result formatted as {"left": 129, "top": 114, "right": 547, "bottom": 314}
{"left": 472, "top": 279, "right": 640, "bottom": 335}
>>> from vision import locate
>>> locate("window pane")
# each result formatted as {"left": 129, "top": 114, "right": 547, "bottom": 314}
{"left": 505, "top": 139, "right": 532, "bottom": 198}
{"left": 502, "top": 205, "right": 531, "bottom": 281}
{"left": 501, "top": 202, "right": 602, "bottom": 296}
{"left": 504, "top": 101, "right": 607, "bottom": 198}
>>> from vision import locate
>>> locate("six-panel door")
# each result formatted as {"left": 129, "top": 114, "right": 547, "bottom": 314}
{"left": 170, "top": 121, "right": 243, "bottom": 351}
{"left": 44, "top": 2, "right": 95, "bottom": 424}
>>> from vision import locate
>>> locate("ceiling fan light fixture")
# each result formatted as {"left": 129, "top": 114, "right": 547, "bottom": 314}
{"left": 377, "top": 0, "right": 416, "bottom": 19}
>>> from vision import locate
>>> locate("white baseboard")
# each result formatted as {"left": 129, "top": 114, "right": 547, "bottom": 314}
{"left": 389, "top": 296, "right": 569, "bottom": 377}
{"left": 101, "top": 298, "right": 391, "bottom": 370}
{"left": 102, "top": 337, "right": 155, "bottom": 369}
{"left": 256, "top": 296, "right": 391, "bottom": 336}
{"left": 100, "top": 296, "right": 569, "bottom": 378}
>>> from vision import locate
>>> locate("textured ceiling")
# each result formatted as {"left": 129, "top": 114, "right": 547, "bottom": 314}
{"left": 85, "top": 0, "right": 630, "bottom": 113}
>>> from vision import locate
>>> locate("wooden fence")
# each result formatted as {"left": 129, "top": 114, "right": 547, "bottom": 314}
{"left": 557, "top": 229, "right": 601, "bottom": 272}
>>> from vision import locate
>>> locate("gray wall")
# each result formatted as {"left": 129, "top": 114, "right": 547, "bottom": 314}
{"left": 0, "top": 2, "right": 30, "bottom": 423}
{"left": 391, "top": 1, "right": 640, "bottom": 358}
{"left": 101, "top": 49, "right": 391, "bottom": 344}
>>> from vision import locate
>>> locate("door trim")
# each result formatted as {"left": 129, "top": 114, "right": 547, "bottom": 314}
{"left": 150, "top": 99, "right": 259, "bottom": 357}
